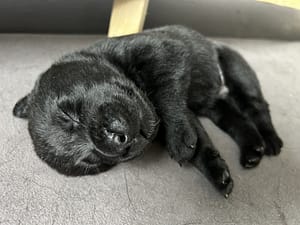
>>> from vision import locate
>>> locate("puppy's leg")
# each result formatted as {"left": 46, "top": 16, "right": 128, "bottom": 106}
{"left": 189, "top": 113, "right": 233, "bottom": 197}
{"left": 244, "top": 100, "right": 283, "bottom": 155}
{"left": 217, "top": 45, "right": 283, "bottom": 155}
{"left": 204, "top": 97, "right": 265, "bottom": 168}
{"left": 13, "top": 94, "right": 30, "bottom": 119}
{"left": 153, "top": 86, "right": 198, "bottom": 164}
{"left": 123, "top": 39, "right": 201, "bottom": 163}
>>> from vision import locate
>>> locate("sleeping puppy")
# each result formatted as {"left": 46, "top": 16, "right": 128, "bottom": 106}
{"left": 13, "top": 25, "right": 283, "bottom": 197}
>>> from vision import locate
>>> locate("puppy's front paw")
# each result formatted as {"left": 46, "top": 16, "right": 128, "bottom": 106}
{"left": 166, "top": 119, "right": 197, "bottom": 163}
{"left": 206, "top": 155, "right": 234, "bottom": 197}
{"left": 263, "top": 133, "right": 283, "bottom": 156}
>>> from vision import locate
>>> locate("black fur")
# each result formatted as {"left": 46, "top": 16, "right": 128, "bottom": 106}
{"left": 13, "top": 25, "right": 282, "bottom": 197}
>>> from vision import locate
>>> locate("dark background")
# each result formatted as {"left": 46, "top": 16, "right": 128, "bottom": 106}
{"left": 0, "top": 0, "right": 299, "bottom": 39}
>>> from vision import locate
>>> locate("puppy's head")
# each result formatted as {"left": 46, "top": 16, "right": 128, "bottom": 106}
{"left": 29, "top": 66, "right": 159, "bottom": 176}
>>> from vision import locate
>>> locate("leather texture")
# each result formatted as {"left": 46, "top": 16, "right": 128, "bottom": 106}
{"left": 0, "top": 35, "right": 299, "bottom": 225}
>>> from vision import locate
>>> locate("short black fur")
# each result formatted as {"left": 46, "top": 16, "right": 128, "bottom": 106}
{"left": 13, "top": 25, "right": 283, "bottom": 197}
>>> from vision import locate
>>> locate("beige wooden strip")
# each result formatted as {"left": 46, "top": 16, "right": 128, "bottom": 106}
{"left": 108, "top": 0, "right": 149, "bottom": 37}
{"left": 257, "top": 0, "right": 300, "bottom": 10}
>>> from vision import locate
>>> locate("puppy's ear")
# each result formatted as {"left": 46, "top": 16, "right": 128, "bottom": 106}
{"left": 13, "top": 95, "right": 30, "bottom": 119}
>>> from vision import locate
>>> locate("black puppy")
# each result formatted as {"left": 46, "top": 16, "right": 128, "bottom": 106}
{"left": 13, "top": 25, "right": 283, "bottom": 197}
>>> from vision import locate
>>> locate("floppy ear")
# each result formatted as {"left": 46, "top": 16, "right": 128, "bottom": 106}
{"left": 13, "top": 94, "right": 30, "bottom": 119}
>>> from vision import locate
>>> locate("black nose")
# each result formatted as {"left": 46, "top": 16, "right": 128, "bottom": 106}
{"left": 115, "top": 134, "right": 128, "bottom": 144}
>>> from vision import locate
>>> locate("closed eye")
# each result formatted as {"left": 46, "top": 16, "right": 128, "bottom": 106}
{"left": 58, "top": 106, "right": 85, "bottom": 128}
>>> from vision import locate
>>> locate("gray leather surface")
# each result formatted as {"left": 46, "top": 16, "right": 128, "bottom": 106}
{"left": 0, "top": 35, "right": 299, "bottom": 225}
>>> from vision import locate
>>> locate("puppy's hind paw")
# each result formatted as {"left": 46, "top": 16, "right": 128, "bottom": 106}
{"left": 263, "top": 134, "right": 283, "bottom": 156}
{"left": 241, "top": 145, "right": 264, "bottom": 169}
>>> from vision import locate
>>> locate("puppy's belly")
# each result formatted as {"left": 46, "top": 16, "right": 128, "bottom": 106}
{"left": 188, "top": 62, "right": 229, "bottom": 109}
{"left": 218, "top": 84, "right": 229, "bottom": 99}
{"left": 217, "top": 63, "right": 229, "bottom": 99}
